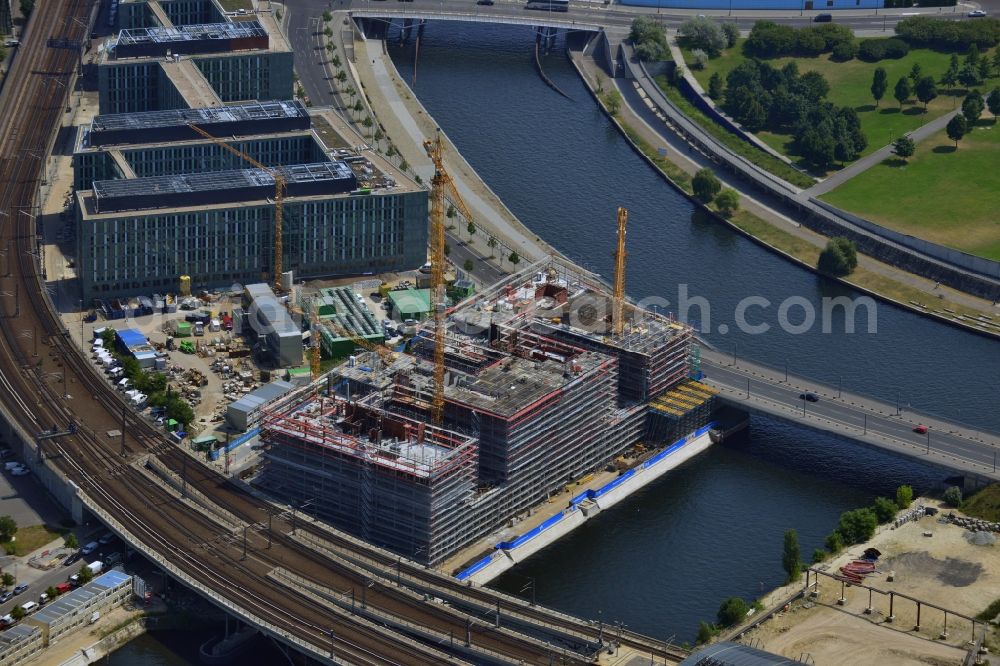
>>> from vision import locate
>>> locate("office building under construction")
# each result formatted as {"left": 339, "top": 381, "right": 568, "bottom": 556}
{"left": 257, "top": 257, "right": 713, "bottom": 566}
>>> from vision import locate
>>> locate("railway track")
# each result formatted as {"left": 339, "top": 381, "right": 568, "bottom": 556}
{"left": 0, "top": 4, "right": 652, "bottom": 664}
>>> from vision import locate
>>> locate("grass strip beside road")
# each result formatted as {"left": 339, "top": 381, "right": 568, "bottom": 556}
{"left": 4, "top": 524, "right": 65, "bottom": 557}
{"left": 653, "top": 75, "right": 816, "bottom": 189}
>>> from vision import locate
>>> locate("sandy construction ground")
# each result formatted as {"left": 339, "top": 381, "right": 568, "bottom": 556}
{"left": 740, "top": 501, "right": 998, "bottom": 665}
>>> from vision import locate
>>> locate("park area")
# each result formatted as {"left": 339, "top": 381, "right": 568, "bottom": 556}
{"left": 685, "top": 39, "right": 1000, "bottom": 168}
{"left": 820, "top": 119, "right": 1000, "bottom": 261}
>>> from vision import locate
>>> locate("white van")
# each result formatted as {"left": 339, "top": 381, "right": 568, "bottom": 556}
{"left": 19, "top": 602, "right": 38, "bottom": 615}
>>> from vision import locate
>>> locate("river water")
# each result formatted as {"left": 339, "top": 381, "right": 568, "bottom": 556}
{"left": 109, "top": 21, "right": 999, "bottom": 660}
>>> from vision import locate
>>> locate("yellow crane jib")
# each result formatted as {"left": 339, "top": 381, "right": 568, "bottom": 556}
{"left": 612, "top": 207, "right": 628, "bottom": 336}
{"left": 187, "top": 123, "right": 286, "bottom": 293}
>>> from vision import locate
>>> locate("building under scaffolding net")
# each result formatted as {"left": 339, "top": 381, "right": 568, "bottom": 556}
{"left": 257, "top": 257, "right": 706, "bottom": 566}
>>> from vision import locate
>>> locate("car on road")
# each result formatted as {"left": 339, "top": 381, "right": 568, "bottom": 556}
{"left": 477, "top": 0, "right": 495, "bottom": 4}
{"left": 799, "top": 392, "right": 820, "bottom": 403}
{"left": 10, "top": 466, "right": 28, "bottom": 476}
{"left": 0, "top": 592, "right": 12, "bottom": 604}
{"left": 12, "top": 585, "right": 27, "bottom": 596}
{"left": 968, "top": 9, "right": 987, "bottom": 17}
{"left": 813, "top": 13, "right": 832, "bottom": 22}
{"left": 80, "top": 541, "right": 98, "bottom": 556}
{"left": 64, "top": 552, "right": 81, "bottom": 567}
{"left": 913, "top": 424, "right": 928, "bottom": 434}
{"left": 98, "top": 532, "right": 116, "bottom": 545}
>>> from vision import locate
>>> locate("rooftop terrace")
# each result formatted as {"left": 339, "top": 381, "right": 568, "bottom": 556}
{"left": 114, "top": 21, "right": 269, "bottom": 57}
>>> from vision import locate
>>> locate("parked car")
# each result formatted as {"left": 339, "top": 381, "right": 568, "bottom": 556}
{"left": 98, "top": 532, "right": 116, "bottom": 545}
{"left": 64, "top": 552, "right": 81, "bottom": 567}
{"left": 0, "top": 592, "right": 13, "bottom": 604}
{"left": 10, "top": 467, "right": 28, "bottom": 477}
{"left": 12, "top": 585, "right": 28, "bottom": 596}
{"left": 799, "top": 392, "right": 820, "bottom": 403}
{"left": 80, "top": 541, "right": 98, "bottom": 555}
{"left": 968, "top": 9, "right": 986, "bottom": 17}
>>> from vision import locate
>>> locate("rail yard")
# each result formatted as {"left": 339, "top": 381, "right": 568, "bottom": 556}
{"left": 0, "top": 2, "right": 692, "bottom": 664}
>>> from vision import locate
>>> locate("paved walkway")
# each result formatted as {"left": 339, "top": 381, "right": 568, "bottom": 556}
{"left": 802, "top": 104, "right": 963, "bottom": 198}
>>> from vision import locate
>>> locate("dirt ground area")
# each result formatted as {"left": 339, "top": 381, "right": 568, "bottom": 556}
{"left": 742, "top": 500, "right": 998, "bottom": 665}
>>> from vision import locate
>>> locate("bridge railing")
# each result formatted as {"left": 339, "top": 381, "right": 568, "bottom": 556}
{"left": 350, "top": 8, "right": 602, "bottom": 31}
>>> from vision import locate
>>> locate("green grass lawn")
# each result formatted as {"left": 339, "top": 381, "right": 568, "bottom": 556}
{"left": 2, "top": 525, "right": 66, "bottom": 557}
{"left": 820, "top": 118, "right": 1000, "bottom": 261}
{"left": 686, "top": 40, "right": 1000, "bottom": 167}
{"left": 217, "top": 0, "right": 252, "bottom": 11}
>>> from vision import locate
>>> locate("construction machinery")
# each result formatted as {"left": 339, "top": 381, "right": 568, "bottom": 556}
{"left": 423, "top": 131, "right": 473, "bottom": 424}
{"left": 612, "top": 207, "right": 628, "bottom": 336}
{"left": 187, "top": 123, "right": 285, "bottom": 292}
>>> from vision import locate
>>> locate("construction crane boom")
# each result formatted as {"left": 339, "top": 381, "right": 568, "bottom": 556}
{"left": 423, "top": 131, "right": 472, "bottom": 425}
{"left": 612, "top": 207, "right": 628, "bottom": 336}
{"left": 187, "top": 123, "right": 286, "bottom": 292}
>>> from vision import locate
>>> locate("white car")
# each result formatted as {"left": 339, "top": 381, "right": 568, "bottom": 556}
{"left": 10, "top": 466, "right": 29, "bottom": 477}
{"left": 968, "top": 9, "right": 986, "bottom": 17}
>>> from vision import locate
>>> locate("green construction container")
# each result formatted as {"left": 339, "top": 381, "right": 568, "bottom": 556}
{"left": 165, "top": 419, "right": 179, "bottom": 432}
{"left": 387, "top": 288, "right": 431, "bottom": 322}
{"left": 174, "top": 321, "right": 192, "bottom": 338}
{"left": 191, "top": 435, "right": 219, "bottom": 452}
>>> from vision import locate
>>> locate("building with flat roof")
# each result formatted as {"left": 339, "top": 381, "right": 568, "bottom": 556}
{"left": 73, "top": 111, "right": 428, "bottom": 300}
{"left": 117, "top": 0, "right": 227, "bottom": 30}
{"left": 678, "top": 641, "right": 801, "bottom": 665}
{"left": 387, "top": 288, "right": 431, "bottom": 322}
{"left": 26, "top": 570, "right": 133, "bottom": 648}
{"left": 116, "top": 328, "right": 158, "bottom": 368}
{"left": 0, "top": 624, "right": 42, "bottom": 666}
{"left": 241, "top": 284, "right": 303, "bottom": 368}
{"left": 226, "top": 379, "right": 296, "bottom": 431}
{"left": 98, "top": 13, "right": 292, "bottom": 113}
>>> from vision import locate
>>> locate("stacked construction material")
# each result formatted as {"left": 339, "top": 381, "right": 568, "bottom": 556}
{"left": 838, "top": 560, "right": 876, "bottom": 583}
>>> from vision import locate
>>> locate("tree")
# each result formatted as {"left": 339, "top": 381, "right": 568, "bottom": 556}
{"left": 915, "top": 76, "right": 937, "bottom": 110}
{"left": 487, "top": 236, "right": 498, "bottom": 256}
{"left": 895, "top": 484, "right": 913, "bottom": 509}
{"left": 714, "top": 189, "right": 740, "bottom": 217}
{"left": 716, "top": 597, "right": 749, "bottom": 628}
{"left": 892, "top": 135, "right": 916, "bottom": 160}
{"left": 10, "top": 605, "right": 24, "bottom": 622}
{"left": 336, "top": 70, "right": 347, "bottom": 84}
{"left": 894, "top": 77, "right": 911, "bottom": 108}
{"left": 19, "top": 0, "right": 33, "bottom": 17}
{"left": 782, "top": 529, "right": 801, "bottom": 583}
{"left": 101, "top": 327, "right": 116, "bottom": 349}
{"left": 692, "top": 168, "right": 721, "bottom": 204}
{"left": 707, "top": 72, "right": 724, "bottom": 101}
{"left": 509, "top": 251, "right": 521, "bottom": 267}
{"left": 602, "top": 90, "right": 622, "bottom": 116}
{"left": 64, "top": 532, "right": 79, "bottom": 549}
{"left": 987, "top": 88, "right": 1000, "bottom": 122}
{"left": 322, "top": 9, "right": 332, "bottom": 21}
{"left": 467, "top": 221, "right": 476, "bottom": 238}
{"left": 77, "top": 562, "right": 94, "bottom": 585}
{"left": 835, "top": 508, "right": 878, "bottom": 545}
{"left": 943, "top": 486, "right": 963, "bottom": 507}
{"left": 870, "top": 67, "right": 888, "bottom": 107}
{"left": 399, "top": 158, "right": 409, "bottom": 173}
{"left": 812, "top": 548, "right": 828, "bottom": 564}
{"left": 46, "top": 586, "right": 58, "bottom": 600}
{"left": 679, "top": 17, "right": 727, "bottom": 58}
{"left": 817, "top": 238, "right": 857, "bottom": 277}
{"left": 962, "top": 91, "right": 984, "bottom": 126}
{"left": 696, "top": 621, "right": 717, "bottom": 645}
{"left": 0, "top": 516, "right": 16, "bottom": 542}
{"left": 446, "top": 204, "right": 456, "bottom": 221}
{"left": 1, "top": 573, "right": 13, "bottom": 588}
{"left": 993, "top": 48, "right": 1000, "bottom": 77}
{"left": 323, "top": 26, "right": 333, "bottom": 39}
{"left": 941, "top": 53, "right": 960, "bottom": 88}
{"left": 630, "top": 17, "right": 669, "bottom": 62}
{"left": 331, "top": 54, "right": 341, "bottom": 68}
{"left": 908, "top": 62, "right": 922, "bottom": 85}
{"left": 872, "top": 496, "right": 898, "bottom": 523}
{"left": 443, "top": 243, "right": 451, "bottom": 257}
{"left": 690, "top": 49, "right": 709, "bottom": 71}
{"left": 0, "top": 44, "right": 7, "bottom": 64}
{"left": 946, "top": 114, "right": 968, "bottom": 147}
{"left": 721, "top": 22, "right": 739, "bottom": 48}
{"left": 352, "top": 100, "right": 364, "bottom": 117}
{"left": 463, "top": 259, "right": 474, "bottom": 273}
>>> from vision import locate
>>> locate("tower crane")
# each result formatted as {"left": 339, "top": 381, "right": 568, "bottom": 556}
{"left": 423, "top": 130, "right": 473, "bottom": 424}
{"left": 187, "top": 123, "right": 285, "bottom": 293}
{"left": 612, "top": 207, "right": 628, "bottom": 336}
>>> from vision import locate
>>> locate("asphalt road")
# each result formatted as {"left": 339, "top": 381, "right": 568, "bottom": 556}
{"left": 700, "top": 350, "right": 1000, "bottom": 472}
